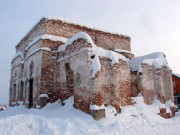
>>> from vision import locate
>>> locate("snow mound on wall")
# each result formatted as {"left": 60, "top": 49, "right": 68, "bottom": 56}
{"left": 91, "top": 46, "right": 127, "bottom": 77}
{"left": 114, "top": 49, "right": 132, "bottom": 54}
{"left": 58, "top": 32, "right": 127, "bottom": 77}
{"left": 129, "top": 52, "right": 170, "bottom": 72}
{"left": 39, "top": 94, "right": 49, "bottom": 99}
{"left": 58, "top": 32, "right": 94, "bottom": 52}
{"left": 26, "top": 34, "right": 67, "bottom": 51}
{"left": 90, "top": 104, "right": 105, "bottom": 110}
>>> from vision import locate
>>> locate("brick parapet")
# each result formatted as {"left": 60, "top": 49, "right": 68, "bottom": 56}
{"left": 15, "top": 17, "right": 131, "bottom": 54}
{"left": 45, "top": 19, "right": 131, "bottom": 51}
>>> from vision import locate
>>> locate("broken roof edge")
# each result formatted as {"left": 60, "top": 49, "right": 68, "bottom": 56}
{"left": 25, "top": 34, "right": 67, "bottom": 51}
{"left": 58, "top": 32, "right": 94, "bottom": 52}
{"left": 58, "top": 32, "right": 127, "bottom": 62}
{"left": 44, "top": 16, "right": 130, "bottom": 38}
{"left": 15, "top": 16, "right": 130, "bottom": 48}
{"left": 129, "top": 52, "right": 171, "bottom": 73}
{"left": 58, "top": 32, "right": 128, "bottom": 78}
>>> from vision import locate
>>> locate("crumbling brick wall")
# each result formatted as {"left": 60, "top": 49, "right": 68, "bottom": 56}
{"left": 141, "top": 64, "right": 156, "bottom": 104}
{"left": 154, "top": 67, "right": 173, "bottom": 103}
{"left": 57, "top": 38, "right": 92, "bottom": 113}
{"left": 40, "top": 50, "right": 58, "bottom": 103}
{"left": 91, "top": 58, "right": 131, "bottom": 113}
{"left": 58, "top": 38, "right": 131, "bottom": 114}
{"left": 58, "top": 50, "right": 92, "bottom": 113}
{"left": 140, "top": 64, "right": 173, "bottom": 104}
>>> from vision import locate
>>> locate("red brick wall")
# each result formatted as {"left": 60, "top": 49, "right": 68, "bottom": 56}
{"left": 57, "top": 38, "right": 131, "bottom": 114}
{"left": 16, "top": 18, "right": 131, "bottom": 54}
{"left": 57, "top": 39, "right": 92, "bottom": 113}
{"left": 42, "top": 40, "right": 64, "bottom": 51}
{"left": 40, "top": 51, "right": 58, "bottom": 103}
{"left": 91, "top": 58, "right": 131, "bottom": 113}
{"left": 173, "top": 75, "right": 180, "bottom": 95}
{"left": 45, "top": 19, "right": 131, "bottom": 51}
{"left": 141, "top": 64, "right": 155, "bottom": 104}
{"left": 141, "top": 63, "right": 173, "bottom": 104}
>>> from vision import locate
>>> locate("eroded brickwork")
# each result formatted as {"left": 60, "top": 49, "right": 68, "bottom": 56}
{"left": 40, "top": 51, "right": 58, "bottom": 103}
{"left": 91, "top": 58, "right": 131, "bottom": 113}
{"left": 57, "top": 38, "right": 131, "bottom": 114}
{"left": 135, "top": 64, "right": 173, "bottom": 105}
{"left": 58, "top": 39, "right": 92, "bottom": 113}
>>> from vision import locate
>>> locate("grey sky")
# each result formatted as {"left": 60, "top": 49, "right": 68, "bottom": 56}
{"left": 0, "top": 0, "right": 180, "bottom": 104}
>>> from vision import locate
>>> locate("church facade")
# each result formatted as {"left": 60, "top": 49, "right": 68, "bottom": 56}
{"left": 9, "top": 17, "right": 174, "bottom": 119}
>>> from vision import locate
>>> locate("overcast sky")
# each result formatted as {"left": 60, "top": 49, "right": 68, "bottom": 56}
{"left": 0, "top": 0, "right": 180, "bottom": 104}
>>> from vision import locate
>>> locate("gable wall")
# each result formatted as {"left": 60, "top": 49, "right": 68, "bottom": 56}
{"left": 15, "top": 20, "right": 46, "bottom": 53}
{"left": 44, "top": 20, "right": 131, "bottom": 51}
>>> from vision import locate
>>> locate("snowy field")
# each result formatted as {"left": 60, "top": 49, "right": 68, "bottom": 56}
{"left": 1, "top": 95, "right": 180, "bottom": 135}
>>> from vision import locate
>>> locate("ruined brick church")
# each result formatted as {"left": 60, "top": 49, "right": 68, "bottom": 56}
{"left": 10, "top": 17, "right": 174, "bottom": 119}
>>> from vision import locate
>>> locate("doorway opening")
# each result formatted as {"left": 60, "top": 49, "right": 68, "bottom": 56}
{"left": 20, "top": 82, "right": 24, "bottom": 101}
{"left": 28, "top": 79, "right": 33, "bottom": 108}
{"left": 65, "top": 63, "right": 74, "bottom": 97}
{"left": 13, "top": 84, "right": 16, "bottom": 102}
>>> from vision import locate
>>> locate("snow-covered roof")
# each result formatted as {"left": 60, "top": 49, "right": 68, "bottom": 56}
{"left": 129, "top": 52, "right": 170, "bottom": 72}
{"left": 25, "top": 47, "right": 51, "bottom": 60}
{"left": 12, "top": 51, "right": 23, "bottom": 61}
{"left": 26, "top": 34, "right": 67, "bottom": 51}
{"left": 58, "top": 32, "right": 127, "bottom": 77}
{"left": 114, "top": 49, "right": 132, "bottom": 54}
{"left": 58, "top": 32, "right": 93, "bottom": 52}
{"left": 173, "top": 73, "right": 180, "bottom": 78}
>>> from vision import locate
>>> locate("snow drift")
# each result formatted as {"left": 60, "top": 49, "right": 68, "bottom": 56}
{"left": 0, "top": 95, "right": 180, "bottom": 135}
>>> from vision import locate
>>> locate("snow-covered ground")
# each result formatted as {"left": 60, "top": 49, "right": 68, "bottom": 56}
{"left": 1, "top": 95, "right": 180, "bottom": 135}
